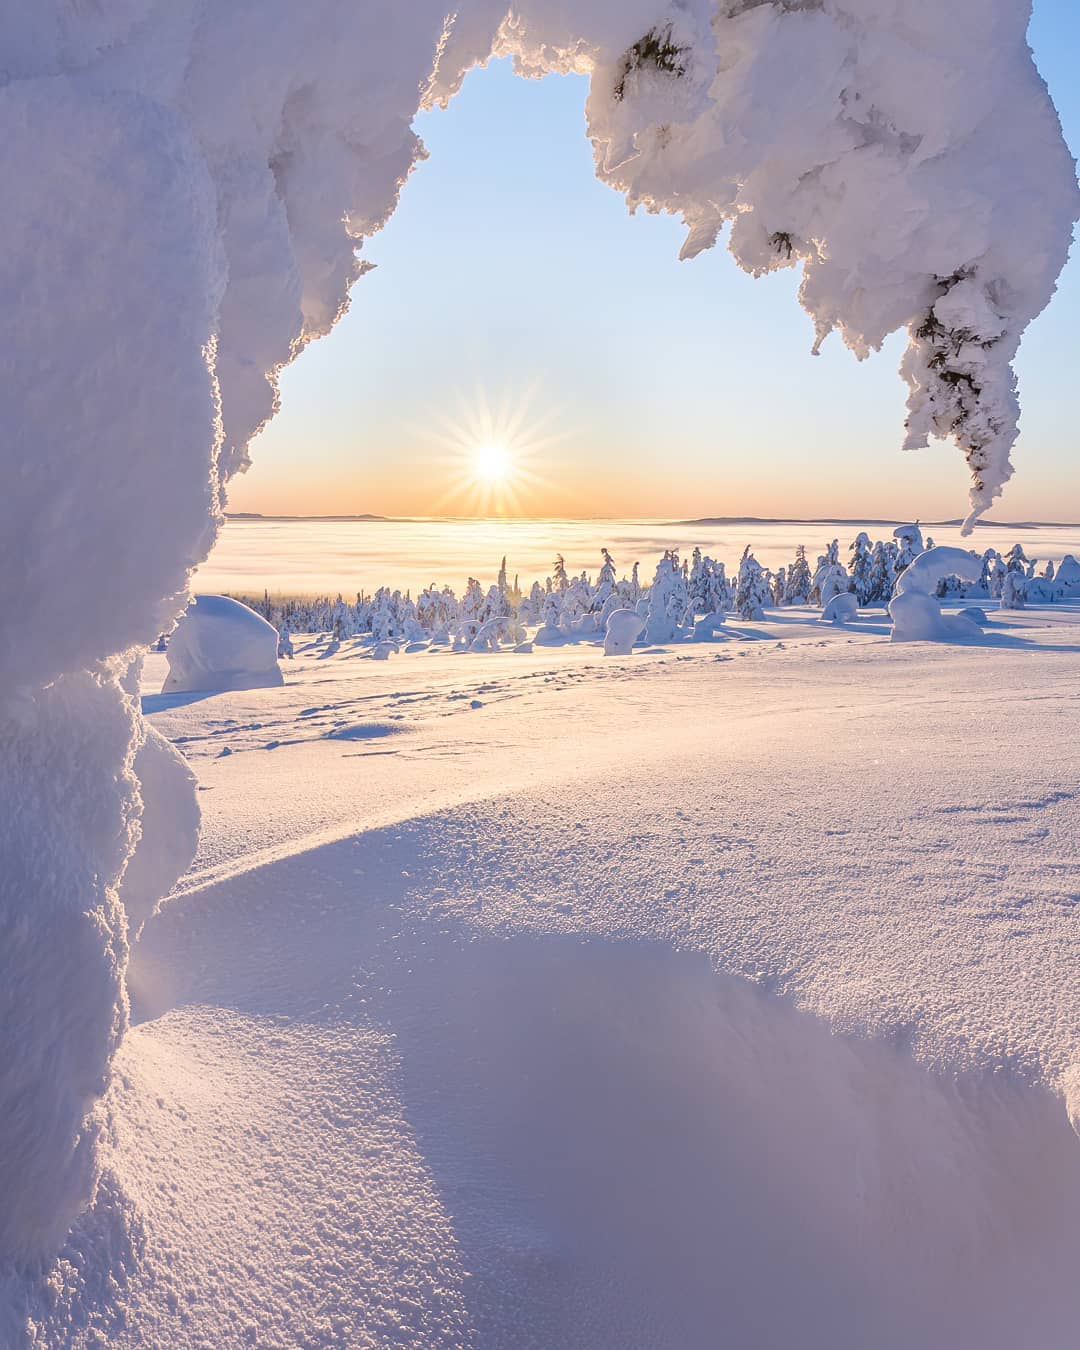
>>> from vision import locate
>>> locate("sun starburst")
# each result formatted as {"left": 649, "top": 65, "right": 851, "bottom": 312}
{"left": 410, "top": 381, "right": 568, "bottom": 517}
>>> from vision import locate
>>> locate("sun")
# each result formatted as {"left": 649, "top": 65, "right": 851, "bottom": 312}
{"left": 473, "top": 443, "right": 511, "bottom": 483}
{"left": 410, "top": 382, "right": 569, "bottom": 517}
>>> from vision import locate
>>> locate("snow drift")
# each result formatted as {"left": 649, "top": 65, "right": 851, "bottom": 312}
{"left": 114, "top": 821, "right": 1080, "bottom": 1349}
{"left": 163, "top": 595, "right": 284, "bottom": 695}
{"left": 2, "top": 0, "right": 1076, "bottom": 1262}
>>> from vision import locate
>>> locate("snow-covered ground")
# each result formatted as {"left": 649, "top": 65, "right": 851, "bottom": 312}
{"left": 9, "top": 603, "right": 1080, "bottom": 1348}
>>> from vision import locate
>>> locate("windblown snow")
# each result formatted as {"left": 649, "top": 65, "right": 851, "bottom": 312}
{"left": 6, "top": 607, "right": 1080, "bottom": 1347}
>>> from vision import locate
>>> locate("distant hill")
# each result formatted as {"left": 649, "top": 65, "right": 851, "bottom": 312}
{"left": 675, "top": 516, "right": 1077, "bottom": 530}
{"left": 224, "top": 512, "right": 390, "bottom": 522}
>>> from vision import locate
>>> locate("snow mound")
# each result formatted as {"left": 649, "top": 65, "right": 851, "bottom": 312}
{"left": 821, "top": 592, "right": 859, "bottom": 625}
{"left": 164, "top": 595, "right": 284, "bottom": 694}
{"left": 1056, "top": 555, "right": 1080, "bottom": 595}
{"left": 890, "top": 547, "right": 985, "bottom": 643}
{"left": 692, "top": 611, "right": 725, "bottom": 641}
{"left": 115, "top": 878, "right": 1080, "bottom": 1349}
{"left": 604, "top": 608, "right": 645, "bottom": 655}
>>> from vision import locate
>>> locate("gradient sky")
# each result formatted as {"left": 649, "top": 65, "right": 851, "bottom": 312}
{"left": 227, "top": 2, "right": 1079, "bottom": 522}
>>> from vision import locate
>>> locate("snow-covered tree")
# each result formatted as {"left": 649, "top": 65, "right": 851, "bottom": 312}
{"left": 479, "top": 583, "right": 508, "bottom": 623}
{"left": 644, "top": 550, "right": 688, "bottom": 643}
{"left": 687, "top": 547, "right": 707, "bottom": 615}
{"left": 519, "top": 580, "right": 544, "bottom": 624}
{"left": 371, "top": 588, "right": 395, "bottom": 641}
{"left": 783, "top": 545, "right": 813, "bottom": 605}
{"left": 1000, "top": 569, "right": 1026, "bottom": 609}
{"left": 1004, "top": 544, "right": 1028, "bottom": 574}
{"left": 812, "top": 544, "right": 850, "bottom": 608}
{"left": 848, "top": 533, "right": 874, "bottom": 605}
{"left": 735, "top": 547, "right": 771, "bottom": 620}
{"left": 867, "top": 541, "right": 897, "bottom": 605}
{"left": 460, "top": 577, "right": 484, "bottom": 623}
{"left": 894, "top": 523, "right": 925, "bottom": 575}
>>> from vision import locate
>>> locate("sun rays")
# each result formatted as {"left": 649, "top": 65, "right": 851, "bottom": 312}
{"left": 416, "top": 382, "right": 567, "bottom": 517}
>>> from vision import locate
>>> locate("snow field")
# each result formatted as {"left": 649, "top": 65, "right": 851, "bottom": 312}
{"left": 9, "top": 608, "right": 1080, "bottom": 1343}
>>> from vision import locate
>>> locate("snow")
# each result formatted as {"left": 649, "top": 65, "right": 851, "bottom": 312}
{"left": 0, "top": 667, "right": 136, "bottom": 1264}
{"left": 163, "top": 595, "right": 284, "bottom": 694}
{"left": 604, "top": 607, "right": 645, "bottom": 654}
{"left": 821, "top": 591, "right": 859, "bottom": 625}
{"left": 889, "top": 545, "right": 985, "bottom": 641}
{"left": 6, "top": 610, "right": 1080, "bottom": 1344}
{"left": 2, "top": 0, "right": 1078, "bottom": 1298}
{"left": 118, "top": 725, "right": 201, "bottom": 940}
{"left": 893, "top": 545, "right": 982, "bottom": 599}
{"left": 692, "top": 610, "right": 725, "bottom": 640}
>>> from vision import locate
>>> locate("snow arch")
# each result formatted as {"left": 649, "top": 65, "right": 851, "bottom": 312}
{"left": 1, "top": 0, "right": 1076, "bottom": 1260}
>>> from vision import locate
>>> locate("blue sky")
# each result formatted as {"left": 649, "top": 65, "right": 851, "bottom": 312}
{"left": 230, "top": 4, "right": 1079, "bottom": 521}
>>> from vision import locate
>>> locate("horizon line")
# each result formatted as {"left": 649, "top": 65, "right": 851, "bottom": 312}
{"left": 223, "top": 511, "right": 1080, "bottom": 529}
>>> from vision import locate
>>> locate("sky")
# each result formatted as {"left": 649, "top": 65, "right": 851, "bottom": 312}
{"left": 227, "top": 3, "right": 1079, "bottom": 523}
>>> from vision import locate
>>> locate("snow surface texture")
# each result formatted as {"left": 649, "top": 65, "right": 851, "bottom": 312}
{"left": 7, "top": 617, "right": 1080, "bottom": 1345}
{"left": 163, "top": 595, "right": 283, "bottom": 695}
{"left": 1, "top": 0, "right": 1076, "bottom": 1266}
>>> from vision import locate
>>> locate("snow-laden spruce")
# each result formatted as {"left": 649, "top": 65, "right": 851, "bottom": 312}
{"left": 2, "top": 0, "right": 1076, "bottom": 1262}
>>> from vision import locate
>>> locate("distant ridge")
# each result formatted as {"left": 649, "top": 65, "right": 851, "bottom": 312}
{"left": 675, "top": 516, "right": 1079, "bottom": 530}
{"left": 223, "top": 512, "right": 1079, "bottom": 530}
{"left": 225, "top": 512, "right": 390, "bottom": 522}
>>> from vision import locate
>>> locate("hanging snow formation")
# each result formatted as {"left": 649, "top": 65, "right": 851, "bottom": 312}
{"left": 0, "top": 0, "right": 1076, "bottom": 1261}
